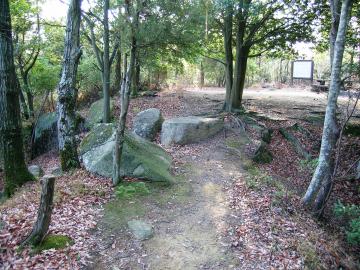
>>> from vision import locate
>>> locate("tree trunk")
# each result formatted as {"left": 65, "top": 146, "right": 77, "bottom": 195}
{"left": 114, "top": 48, "right": 122, "bottom": 91}
{"left": 102, "top": 0, "right": 111, "bottom": 123}
{"left": 231, "top": 46, "right": 249, "bottom": 110}
{"left": 302, "top": 0, "right": 353, "bottom": 213}
{"left": 131, "top": 50, "right": 139, "bottom": 96}
{"left": 0, "top": 0, "right": 34, "bottom": 197}
{"left": 329, "top": 0, "right": 341, "bottom": 67}
{"left": 23, "top": 77, "right": 34, "bottom": 118}
{"left": 57, "top": 0, "right": 82, "bottom": 171}
{"left": 199, "top": 61, "right": 205, "bottom": 88}
{"left": 19, "top": 87, "right": 29, "bottom": 120}
{"left": 113, "top": 0, "right": 139, "bottom": 185}
{"left": 223, "top": 4, "right": 233, "bottom": 112}
{"left": 21, "top": 175, "right": 55, "bottom": 246}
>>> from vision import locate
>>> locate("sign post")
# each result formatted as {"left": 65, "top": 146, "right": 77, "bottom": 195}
{"left": 291, "top": 60, "right": 314, "bottom": 85}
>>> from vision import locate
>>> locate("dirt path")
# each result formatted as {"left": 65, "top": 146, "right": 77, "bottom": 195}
{"left": 87, "top": 90, "right": 248, "bottom": 269}
{"left": 88, "top": 130, "right": 246, "bottom": 269}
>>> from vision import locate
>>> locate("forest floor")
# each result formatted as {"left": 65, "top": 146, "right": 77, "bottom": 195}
{"left": 1, "top": 86, "right": 359, "bottom": 269}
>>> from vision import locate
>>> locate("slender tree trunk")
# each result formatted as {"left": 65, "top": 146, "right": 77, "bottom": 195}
{"left": 113, "top": 0, "right": 139, "bottom": 185}
{"left": 131, "top": 50, "right": 139, "bottom": 96}
{"left": 114, "top": 48, "right": 122, "bottom": 90}
{"left": 102, "top": 0, "right": 111, "bottom": 123}
{"left": 19, "top": 87, "right": 29, "bottom": 119}
{"left": 57, "top": 0, "right": 82, "bottom": 171}
{"left": 21, "top": 175, "right": 55, "bottom": 246}
{"left": 223, "top": 4, "right": 233, "bottom": 112}
{"left": 302, "top": 0, "right": 354, "bottom": 213}
{"left": 23, "top": 77, "right": 34, "bottom": 118}
{"left": 0, "top": 0, "right": 34, "bottom": 197}
{"left": 329, "top": 0, "right": 341, "bottom": 67}
{"left": 123, "top": 53, "right": 128, "bottom": 81}
{"left": 113, "top": 36, "right": 136, "bottom": 186}
{"left": 199, "top": 61, "right": 205, "bottom": 88}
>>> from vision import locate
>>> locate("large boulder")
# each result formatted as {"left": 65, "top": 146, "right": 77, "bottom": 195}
{"left": 85, "top": 98, "right": 114, "bottom": 129}
{"left": 28, "top": 165, "right": 44, "bottom": 179}
{"left": 33, "top": 112, "right": 58, "bottom": 157}
{"left": 161, "top": 116, "right": 223, "bottom": 146}
{"left": 79, "top": 123, "right": 175, "bottom": 183}
{"left": 132, "top": 108, "right": 163, "bottom": 141}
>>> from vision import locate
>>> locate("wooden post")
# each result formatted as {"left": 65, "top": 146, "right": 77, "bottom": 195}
{"left": 22, "top": 175, "right": 55, "bottom": 246}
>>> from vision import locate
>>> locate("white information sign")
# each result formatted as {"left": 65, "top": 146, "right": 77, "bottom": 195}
{"left": 292, "top": 60, "right": 313, "bottom": 79}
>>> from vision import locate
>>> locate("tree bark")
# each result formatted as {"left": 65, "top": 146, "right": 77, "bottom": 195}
{"left": 302, "top": 0, "right": 354, "bottom": 213}
{"left": 329, "top": 0, "right": 341, "bottom": 67}
{"left": 19, "top": 86, "right": 30, "bottom": 120}
{"left": 131, "top": 50, "right": 139, "bottom": 96}
{"left": 21, "top": 175, "right": 55, "bottom": 246}
{"left": 57, "top": 0, "right": 82, "bottom": 171}
{"left": 223, "top": 4, "right": 233, "bottom": 112}
{"left": 231, "top": 45, "right": 249, "bottom": 110}
{"left": 199, "top": 61, "right": 205, "bottom": 88}
{"left": 102, "top": 0, "right": 111, "bottom": 123}
{"left": 0, "top": 0, "right": 34, "bottom": 197}
{"left": 114, "top": 48, "right": 122, "bottom": 91}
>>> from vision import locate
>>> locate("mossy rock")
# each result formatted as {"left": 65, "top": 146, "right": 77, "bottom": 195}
{"left": 253, "top": 142, "right": 273, "bottom": 164}
{"left": 34, "top": 234, "right": 73, "bottom": 252}
{"left": 79, "top": 123, "right": 175, "bottom": 183}
{"left": 85, "top": 98, "right": 115, "bottom": 129}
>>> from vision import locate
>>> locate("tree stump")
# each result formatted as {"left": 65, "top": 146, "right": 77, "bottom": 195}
{"left": 22, "top": 175, "right": 55, "bottom": 246}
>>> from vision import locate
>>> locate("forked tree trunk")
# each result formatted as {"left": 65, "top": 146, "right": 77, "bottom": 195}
{"left": 57, "top": 0, "right": 82, "bottom": 171}
{"left": 302, "top": 0, "right": 354, "bottom": 213}
{"left": 0, "top": 0, "right": 34, "bottom": 197}
{"left": 113, "top": 0, "right": 139, "bottom": 185}
{"left": 223, "top": 4, "right": 233, "bottom": 112}
{"left": 22, "top": 175, "right": 55, "bottom": 246}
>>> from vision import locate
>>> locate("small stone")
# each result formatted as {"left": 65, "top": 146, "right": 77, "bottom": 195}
{"left": 127, "top": 220, "right": 153, "bottom": 240}
{"left": 28, "top": 165, "right": 44, "bottom": 179}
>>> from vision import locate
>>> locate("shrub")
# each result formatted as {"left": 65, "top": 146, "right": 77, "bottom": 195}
{"left": 334, "top": 201, "right": 360, "bottom": 246}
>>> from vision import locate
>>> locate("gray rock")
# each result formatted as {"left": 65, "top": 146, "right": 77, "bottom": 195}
{"left": 33, "top": 112, "right": 58, "bottom": 157}
{"left": 28, "top": 165, "right": 44, "bottom": 179}
{"left": 85, "top": 98, "right": 114, "bottom": 129}
{"left": 51, "top": 167, "right": 63, "bottom": 177}
{"left": 132, "top": 108, "right": 163, "bottom": 141}
{"left": 79, "top": 123, "right": 175, "bottom": 183}
{"left": 161, "top": 116, "right": 223, "bottom": 146}
{"left": 127, "top": 220, "right": 153, "bottom": 240}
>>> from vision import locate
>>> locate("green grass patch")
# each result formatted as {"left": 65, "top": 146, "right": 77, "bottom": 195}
{"left": 33, "top": 234, "right": 73, "bottom": 252}
{"left": 115, "top": 182, "right": 151, "bottom": 199}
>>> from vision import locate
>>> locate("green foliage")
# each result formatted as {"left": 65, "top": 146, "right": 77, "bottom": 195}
{"left": 115, "top": 182, "right": 151, "bottom": 199}
{"left": 334, "top": 201, "right": 360, "bottom": 246}
{"left": 299, "top": 158, "right": 319, "bottom": 172}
